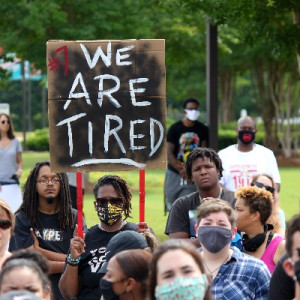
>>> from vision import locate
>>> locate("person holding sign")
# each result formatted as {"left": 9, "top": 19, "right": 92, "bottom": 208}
{"left": 164, "top": 98, "right": 209, "bottom": 212}
{"left": 9, "top": 161, "right": 82, "bottom": 300}
{"left": 59, "top": 175, "right": 152, "bottom": 300}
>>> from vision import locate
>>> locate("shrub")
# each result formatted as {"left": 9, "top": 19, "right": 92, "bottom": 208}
{"left": 26, "top": 128, "right": 49, "bottom": 151}
{"left": 24, "top": 125, "right": 266, "bottom": 152}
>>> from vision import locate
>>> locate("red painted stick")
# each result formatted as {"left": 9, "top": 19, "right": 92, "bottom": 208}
{"left": 139, "top": 169, "right": 145, "bottom": 222}
{"left": 76, "top": 172, "right": 83, "bottom": 238}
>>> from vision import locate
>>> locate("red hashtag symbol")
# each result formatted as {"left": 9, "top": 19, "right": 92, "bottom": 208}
{"left": 48, "top": 57, "right": 61, "bottom": 73}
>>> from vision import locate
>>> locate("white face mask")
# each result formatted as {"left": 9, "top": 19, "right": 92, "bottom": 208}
{"left": 185, "top": 109, "right": 200, "bottom": 121}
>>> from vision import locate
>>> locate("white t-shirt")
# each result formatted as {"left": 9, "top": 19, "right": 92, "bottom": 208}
{"left": 218, "top": 144, "right": 281, "bottom": 192}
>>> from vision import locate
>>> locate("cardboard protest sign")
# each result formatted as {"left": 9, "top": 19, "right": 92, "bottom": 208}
{"left": 47, "top": 39, "right": 166, "bottom": 172}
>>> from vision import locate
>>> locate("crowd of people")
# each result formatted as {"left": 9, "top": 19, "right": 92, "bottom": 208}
{"left": 0, "top": 106, "right": 298, "bottom": 300}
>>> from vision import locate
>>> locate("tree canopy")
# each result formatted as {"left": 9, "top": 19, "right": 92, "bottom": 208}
{"left": 0, "top": 0, "right": 299, "bottom": 155}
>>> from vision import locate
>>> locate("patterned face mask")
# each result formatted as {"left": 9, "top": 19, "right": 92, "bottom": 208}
{"left": 95, "top": 203, "right": 123, "bottom": 225}
{"left": 155, "top": 275, "right": 208, "bottom": 300}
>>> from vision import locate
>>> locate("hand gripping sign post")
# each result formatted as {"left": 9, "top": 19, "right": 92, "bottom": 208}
{"left": 47, "top": 39, "right": 166, "bottom": 236}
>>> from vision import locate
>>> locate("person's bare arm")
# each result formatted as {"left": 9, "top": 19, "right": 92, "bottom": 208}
{"left": 169, "top": 232, "right": 201, "bottom": 247}
{"left": 36, "top": 247, "right": 67, "bottom": 262}
{"left": 16, "top": 152, "right": 23, "bottom": 178}
{"left": 59, "top": 227, "right": 85, "bottom": 300}
{"left": 25, "top": 243, "right": 66, "bottom": 274}
{"left": 30, "top": 228, "right": 67, "bottom": 262}
{"left": 200, "top": 139, "right": 208, "bottom": 147}
{"left": 167, "top": 143, "right": 180, "bottom": 170}
{"left": 274, "top": 239, "right": 286, "bottom": 265}
{"left": 48, "top": 261, "right": 66, "bottom": 274}
{"left": 59, "top": 263, "right": 81, "bottom": 300}
{"left": 167, "top": 143, "right": 187, "bottom": 179}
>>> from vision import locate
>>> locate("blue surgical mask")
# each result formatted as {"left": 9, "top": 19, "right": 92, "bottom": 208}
{"left": 155, "top": 275, "right": 208, "bottom": 300}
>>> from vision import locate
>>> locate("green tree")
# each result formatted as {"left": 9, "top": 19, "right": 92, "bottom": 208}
{"left": 1, "top": 0, "right": 300, "bottom": 157}
{"left": 161, "top": 0, "right": 300, "bottom": 154}
{"left": 0, "top": 0, "right": 209, "bottom": 108}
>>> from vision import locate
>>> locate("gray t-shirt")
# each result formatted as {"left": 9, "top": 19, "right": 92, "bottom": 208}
{"left": 165, "top": 189, "right": 236, "bottom": 237}
{"left": 0, "top": 138, "right": 22, "bottom": 182}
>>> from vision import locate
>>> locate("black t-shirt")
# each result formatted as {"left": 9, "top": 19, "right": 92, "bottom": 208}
{"left": 165, "top": 190, "right": 236, "bottom": 237}
{"left": 167, "top": 120, "right": 209, "bottom": 173}
{"left": 76, "top": 222, "right": 138, "bottom": 300}
{"left": 268, "top": 253, "right": 295, "bottom": 300}
{"left": 9, "top": 209, "right": 80, "bottom": 300}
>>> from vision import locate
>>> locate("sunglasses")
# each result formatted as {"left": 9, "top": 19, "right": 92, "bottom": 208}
{"left": 0, "top": 220, "right": 12, "bottom": 230}
{"left": 95, "top": 197, "right": 123, "bottom": 206}
{"left": 1, "top": 120, "right": 10, "bottom": 124}
{"left": 251, "top": 181, "right": 275, "bottom": 194}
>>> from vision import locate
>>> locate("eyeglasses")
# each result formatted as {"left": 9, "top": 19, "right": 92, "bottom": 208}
{"left": 0, "top": 220, "right": 12, "bottom": 230}
{"left": 251, "top": 181, "right": 275, "bottom": 194}
{"left": 1, "top": 120, "right": 10, "bottom": 125}
{"left": 37, "top": 178, "right": 61, "bottom": 185}
{"left": 95, "top": 197, "right": 123, "bottom": 206}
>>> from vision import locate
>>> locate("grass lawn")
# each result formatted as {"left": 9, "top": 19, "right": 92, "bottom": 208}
{"left": 22, "top": 152, "right": 299, "bottom": 241}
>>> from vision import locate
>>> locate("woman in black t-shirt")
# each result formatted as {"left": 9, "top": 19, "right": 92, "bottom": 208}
{"left": 59, "top": 175, "right": 150, "bottom": 300}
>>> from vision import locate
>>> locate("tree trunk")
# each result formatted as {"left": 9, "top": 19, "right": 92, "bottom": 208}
{"left": 253, "top": 61, "right": 278, "bottom": 152}
{"left": 292, "top": 11, "right": 300, "bottom": 77}
{"left": 219, "top": 68, "right": 236, "bottom": 123}
{"left": 268, "top": 63, "right": 299, "bottom": 158}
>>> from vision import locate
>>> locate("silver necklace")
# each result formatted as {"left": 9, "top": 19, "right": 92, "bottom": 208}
{"left": 98, "top": 220, "right": 127, "bottom": 232}
{"left": 202, "top": 252, "right": 230, "bottom": 274}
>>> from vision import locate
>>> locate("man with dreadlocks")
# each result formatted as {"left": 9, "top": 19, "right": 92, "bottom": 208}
{"left": 165, "top": 147, "right": 236, "bottom": 247}
{"left": 9, "top": 161, "right": 83, "bottom": 300}
{"left": 59, "top": 174, "right": 152, "bottom": 300}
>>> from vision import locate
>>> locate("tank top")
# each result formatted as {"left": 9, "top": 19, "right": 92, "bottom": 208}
{"left": 261, "top": 235, "right": 284, "bottom": 273}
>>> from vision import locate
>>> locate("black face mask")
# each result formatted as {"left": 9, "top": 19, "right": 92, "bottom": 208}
{"left": 242, "top": 224, "right": 269, "bottom": 252}
{"left": 238, "top": 130, "right": 255, "bottom": 145}
{"left": 100, "top": 278, "right": 120, "bottom": 300}
{"left": 294, "top": 261, "right": 300, "bottom": 284}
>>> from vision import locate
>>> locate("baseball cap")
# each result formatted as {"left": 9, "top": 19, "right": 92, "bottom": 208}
{"left": 0, "top": 290, "right": 43, "bottom": 300}
{"left": 98, "top": 230, "right": 148, "bottom": 274}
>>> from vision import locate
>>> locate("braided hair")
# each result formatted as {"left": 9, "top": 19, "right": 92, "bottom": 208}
{"left": 185, "top": 147, "right": 223, "bottom": 182}
{"left": 17, "top": 161, "right": 74, "bottom": 234}
{"left": 93, "top": 175, "right": 132, "bottom": 219}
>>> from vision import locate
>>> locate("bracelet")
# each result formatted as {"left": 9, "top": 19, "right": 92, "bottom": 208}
{"left": 67, "top": 253, "right": 80, "bottom": 262}
{"left": 66, "top": 259, "right": 80, "bottom": 266}
{"left": 66, "top": 254, "right": 80, "bottom": 266}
